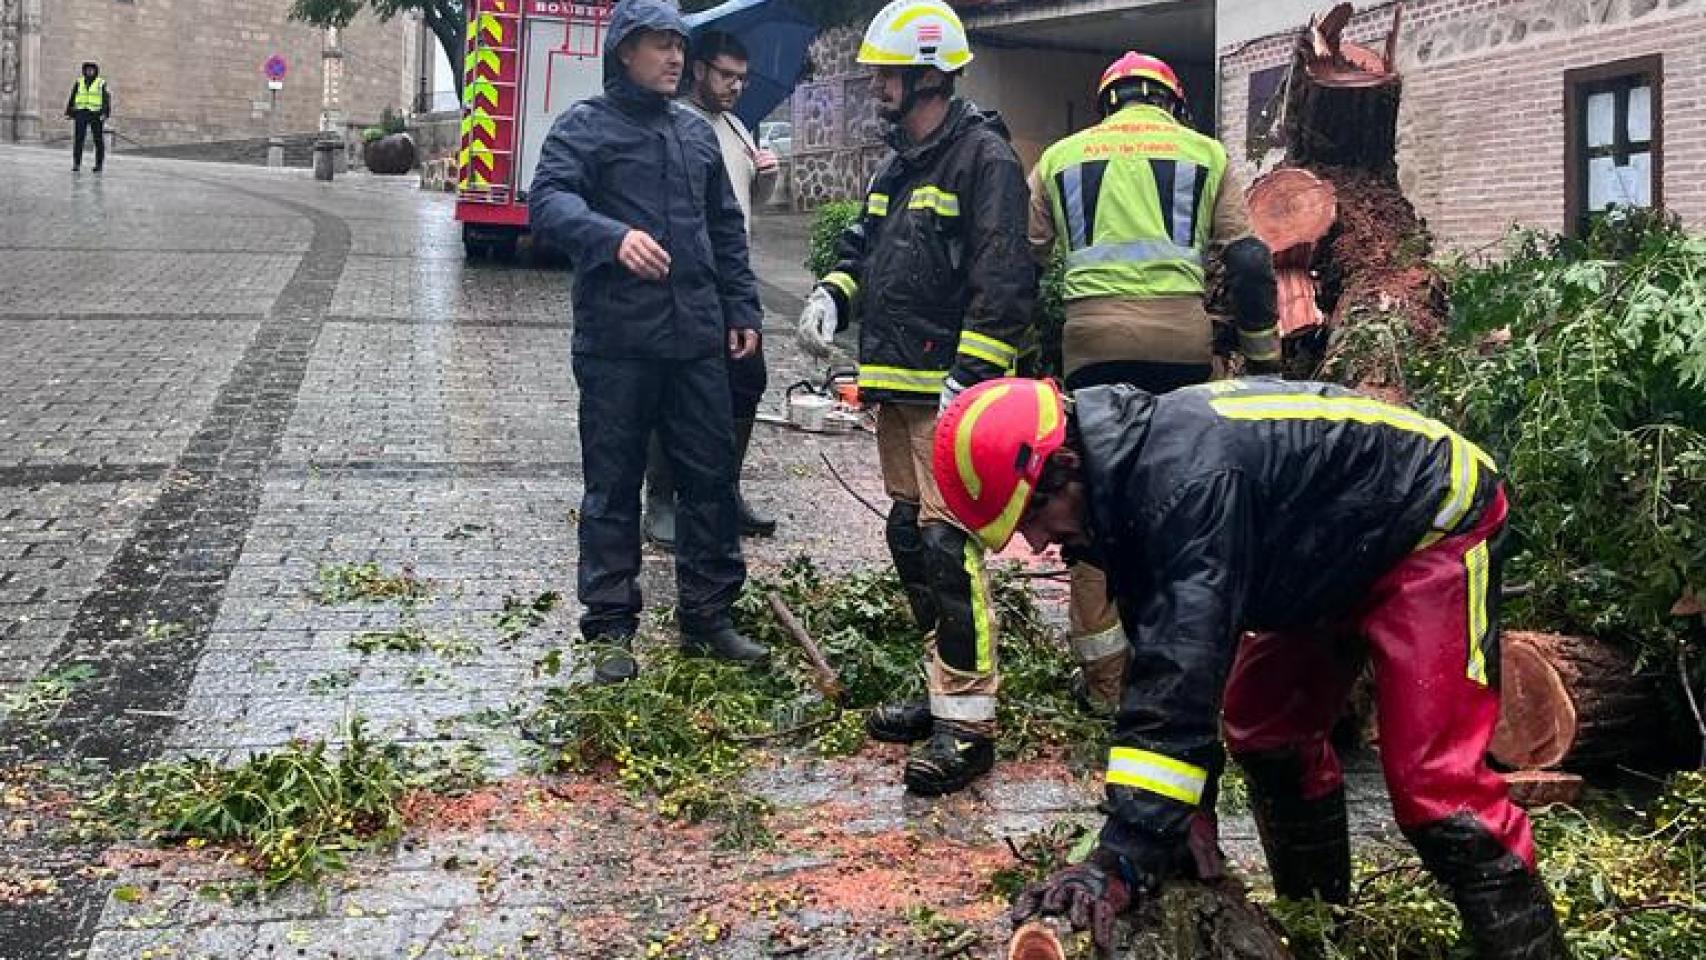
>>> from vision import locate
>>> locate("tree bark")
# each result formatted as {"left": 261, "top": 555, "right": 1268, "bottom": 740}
{"left": 1489, "top": 632, "right": 1657, "bottom": 772}
{"left": 1009, "top": 880, "right": 1295, "bottom": 960}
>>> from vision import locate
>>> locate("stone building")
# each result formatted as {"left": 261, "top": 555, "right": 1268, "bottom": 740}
{"left": 1219, "top": 0, "right": 1706, "bottom": 251}
{"left": 1, "top": 0, "right": 420, "bottom": 149}
{"left": 788, "top": 0, "right": 1215, "bottom": 208}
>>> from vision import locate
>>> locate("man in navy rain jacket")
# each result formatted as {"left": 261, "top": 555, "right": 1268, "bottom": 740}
{"left": 529, "top": 0, "right": 768, "bottom": 682}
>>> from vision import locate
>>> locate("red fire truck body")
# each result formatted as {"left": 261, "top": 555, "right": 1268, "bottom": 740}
{"left": 455, "top": 0, "right": 612, "bottom": 259}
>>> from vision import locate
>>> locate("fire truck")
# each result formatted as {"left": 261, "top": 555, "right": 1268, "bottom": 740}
{"left": 455, "top": 0, "right": 614, "bottom": 260}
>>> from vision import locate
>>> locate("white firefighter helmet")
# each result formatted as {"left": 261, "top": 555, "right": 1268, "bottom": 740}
{"left": 857, "top": 0, "right": 974, "bottom": 73}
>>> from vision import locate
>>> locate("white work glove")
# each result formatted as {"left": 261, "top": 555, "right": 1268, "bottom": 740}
{"left": 795, "top": 285, "right": 841, "bottom": 358}
{"left": 938, "top": 375, "right": 968, "bottom": 415}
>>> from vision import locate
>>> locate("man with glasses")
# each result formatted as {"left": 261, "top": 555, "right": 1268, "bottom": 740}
{"left": 644, "top": 30, "right": 781, "bottom": 549}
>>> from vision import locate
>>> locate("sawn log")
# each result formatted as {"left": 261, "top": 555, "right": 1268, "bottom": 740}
{"left": 1489, "top": 631, "right": 1655, "bottom": 772}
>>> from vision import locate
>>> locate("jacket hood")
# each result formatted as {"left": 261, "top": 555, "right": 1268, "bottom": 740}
{"left": 1071, "top": 385, "right": 1157, "bottom": 540}
{"left": 886, "top": 99, "right": 1011, "bottom": 163}
{"left": 603, "top": 0, "right": 688, "bottom": 108}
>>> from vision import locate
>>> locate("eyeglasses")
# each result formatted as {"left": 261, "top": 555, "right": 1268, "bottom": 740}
{"left": 705, "top": 62, "right": 748, "bottom": 87}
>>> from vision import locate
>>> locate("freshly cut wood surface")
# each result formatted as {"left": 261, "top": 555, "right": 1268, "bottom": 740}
{"left": 1490, "top": 632, "right": 1654, "bottom": 772}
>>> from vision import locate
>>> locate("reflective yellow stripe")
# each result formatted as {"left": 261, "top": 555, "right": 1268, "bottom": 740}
{"left": 958, "top": 331, "right": 1018, "bottom": 371}
{"left": 1106, "top": 747, "right": 1207, "bottom": 805}
{"left": 908, "top": 186, "right": 961, "bottom": 217}
{"left": 1465, "top": 541, "right": 1491, "bottom": 686}
{"left": 893, "top": 4, "right": 959, "bottom": 31}
{"left": 954, "top": 383, "right": 1012, "bottom": 500}
{"left": 1071, "top": 622, "right": 1128, "bottom": 663}
{"left": 929, "top": 693, "right": 998, "bottom": 722}
{"left": 1239, "top": 327, "right": 1282, "bottom": 363}
{"left": 858, "top": 365, "right": 947, "bottom": 394}
{"left": 1209, "top": 394, "right": 1495, "bottom": 543}
{"left": 1035, "top": 381, "right": 1061, "bottom": 437}
{"left": 975, "top": 479, "right": 1033, "bottom": 551}
{"left": 964, "top": 540, "right": 996, "bottom": 674}
{"left": 859, "top": 44, "right": 918, "bottom": 65}
{"left": 823, "top": 270, "right": 858, "bottom": 301}
{"left": 867, "top": 193, "right": 891, "bottom": 217}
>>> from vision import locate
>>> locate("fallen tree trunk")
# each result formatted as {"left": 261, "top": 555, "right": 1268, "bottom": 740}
{"left": 1008, "top": 880, "right": 1295, "bottom": 960}
{"left": 1489, "top": 631, "right": 1656, "bottom": 773}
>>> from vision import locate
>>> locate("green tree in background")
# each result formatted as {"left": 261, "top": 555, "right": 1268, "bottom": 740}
{"left": 289, "top": 1, "right": 467, "bottom": 99}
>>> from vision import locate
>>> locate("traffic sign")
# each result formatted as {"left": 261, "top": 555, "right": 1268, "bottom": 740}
{"left": 264, "top": 55, "right": 288, "bottom": 82}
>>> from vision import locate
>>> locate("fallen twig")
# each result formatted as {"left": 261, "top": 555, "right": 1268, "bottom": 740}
{"left": 1009, "top": 568, "right": 1070, "bottom": 581}
{"left": 725, "top": 712, "right": 841, "bottom": 744}
{"left": 1678, "top": 644, "right": 1706, "bottom": 769}
{"left": 767, "top": 592, "right": 845, "bottom": 703}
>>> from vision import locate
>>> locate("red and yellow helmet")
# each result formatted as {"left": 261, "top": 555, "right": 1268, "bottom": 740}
{"left": 1097, "top": 52, "right": 1185, "bottom": 113}
{"left": 933, "top": 378, "right": 1069, "bottom": 552}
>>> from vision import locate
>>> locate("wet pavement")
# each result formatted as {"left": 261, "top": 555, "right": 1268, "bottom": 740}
{"left": 0, "top": 146, "right": 1397, "bottom": 959}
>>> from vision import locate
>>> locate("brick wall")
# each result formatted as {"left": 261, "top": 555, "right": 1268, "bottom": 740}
{"left": 38, "top": 0, "right": 414, "bottom": 147}
{"left": 1219, "top": 0, "right": 1706, "bottom": 253}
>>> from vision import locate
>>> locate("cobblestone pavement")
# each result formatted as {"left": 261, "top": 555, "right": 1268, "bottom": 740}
{"left": 0, "top": 146, "right": 1398, "bottom": 960}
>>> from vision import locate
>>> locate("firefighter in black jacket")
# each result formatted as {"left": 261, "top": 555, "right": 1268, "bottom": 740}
{"left": 794, "top": 0, "right": 1035, "bottom": 796}
{"left": 66, "top": 62, "right": 111, "bottom": 173}
{"left": 935, "top": 378, "right": 1567, "bottom": 959}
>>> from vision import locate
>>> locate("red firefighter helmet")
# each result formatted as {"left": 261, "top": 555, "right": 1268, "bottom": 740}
{"left": 1097, "top": 51, "right": 1185, "bottom": 115}
{"left": 933, "top": 378, "right": 1069, "bottom": 552}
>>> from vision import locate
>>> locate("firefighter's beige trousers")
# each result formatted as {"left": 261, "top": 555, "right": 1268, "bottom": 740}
{"left": 1070, "top": 554, "right": 1131, "bottom": 712}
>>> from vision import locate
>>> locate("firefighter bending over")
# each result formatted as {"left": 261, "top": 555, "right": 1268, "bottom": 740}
{"left": 935, "top": 377, "right": 1567, "bottom": 959}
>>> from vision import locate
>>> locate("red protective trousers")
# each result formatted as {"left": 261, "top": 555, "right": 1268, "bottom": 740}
{"left": 1222, "top": 488, "right": 1535, "bottom": 869}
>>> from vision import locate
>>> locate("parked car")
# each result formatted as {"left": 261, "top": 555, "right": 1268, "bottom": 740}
{"left": 758, "top": 120, "right": 793, "bottom": 158}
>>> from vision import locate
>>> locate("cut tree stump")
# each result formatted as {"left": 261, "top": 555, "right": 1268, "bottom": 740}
{"left": 1489, "top": 631, "right": 1656, "bottom": 772}
{"left": 1269, "top": 4, "right": 1448, "bottom": 389}
{"left": 1007, "top": 880, "right": 1295, "bottom": 960}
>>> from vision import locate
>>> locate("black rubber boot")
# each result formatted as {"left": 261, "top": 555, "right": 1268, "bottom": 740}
{"left": 1409, "top": 815, "right": 1570, "bottom": 960}
{"left": 885, "top": 502, "right": 938, "bottom": 630}
{"left": 732, "top": 418, "right": 776, "bottom": 538}
{"left": 904, "top": 723, "right": 994, "bottom": 796}
{"left": 1237, "top": 749, "right": 1352, "bottom": 904}
{"left": 643, "top": 434, "right": 676, "bottom": 550}
{"left": 586, "top": 633, "right": 638, "bottom": 685}
{"left": 867, "top": 701, "right": 933, "bottom": 744}
{"left": 681, "top": 624, "right": 770, "bottom": 664}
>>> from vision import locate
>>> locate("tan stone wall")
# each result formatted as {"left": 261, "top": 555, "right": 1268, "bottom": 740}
{"left": 1219, "top": 0, "right": 1706, "bottom": 253}
{"left": 36, "top": 0, "right": 415, "bottom": 146}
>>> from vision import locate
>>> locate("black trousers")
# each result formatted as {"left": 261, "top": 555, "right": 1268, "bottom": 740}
{"left": 73, "top": 112, "right": 105, "bottom": 169}
{"left": 727, "top": 340, "right": 767, "bottom": 421}
{"left": 573, "top": 353, "right": 745, "bottom": 638}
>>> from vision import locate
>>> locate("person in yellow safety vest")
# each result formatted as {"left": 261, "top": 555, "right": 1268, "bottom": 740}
{"left": 794, "top": 0, "right": 1037, "bottom": 797}
{"left": 65, "top": 62, "right": 112, "bottom": 173}
{"left": 1028, "top": 52, "right": 1280, "bottom": 714}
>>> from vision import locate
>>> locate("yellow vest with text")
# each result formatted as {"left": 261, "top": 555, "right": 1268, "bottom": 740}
{"left": 74, "top": 77, "right": 105, "bottom": 112}
{"left": 1036, "top": 104, "right": 1228, "bottom": 301}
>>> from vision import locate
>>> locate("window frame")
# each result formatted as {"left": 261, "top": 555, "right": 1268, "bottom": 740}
{"left": 1563, "top": 54, "right": 1663, "bottom": 238}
